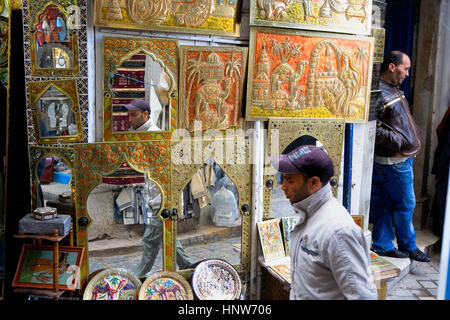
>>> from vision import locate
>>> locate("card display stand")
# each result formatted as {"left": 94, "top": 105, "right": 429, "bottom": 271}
{"left": 13, "top": 223, "right": 74, "bottom": 299}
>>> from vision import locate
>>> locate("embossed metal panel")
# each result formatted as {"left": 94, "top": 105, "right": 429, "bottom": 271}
{"left": 263, "top": 119, "right": 345, "bottom": 220}
{"left": 179, "top": 46, "right": 248, "bottom": 131}
{"left": 94, "top": 0, "right": 241, "bottom": 37}
{"left": 250, "top": 0, "right": 372, "bottom": 35}
{"left": 246, "top": 27, "right": 374, "bottom": 123}
{"left": 102, "top": 36, "right": 178, "bottom": 141}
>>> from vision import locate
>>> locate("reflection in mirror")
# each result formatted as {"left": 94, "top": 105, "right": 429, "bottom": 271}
{"left": 35, "top": 4, "right": 73, "bottom": 69}
{"left": 36, "top": 155, "right": 72, "bottom": 213}
{"left": 86, "top": 162, "right": 165, "bottom": 278}
{"left": 270, "top": 135, "right": 325, "bottom": 219}
{"left": 38, "top": 86, "right": 76, "bottom": 137}
{"left": 110, "top": 53, "right": 172, "bottom": 132}
{"left": 177, "top": 158, "right": 242, "bottom": 271}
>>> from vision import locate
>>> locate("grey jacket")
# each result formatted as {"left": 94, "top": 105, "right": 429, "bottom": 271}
{"left": 289, "top": 184, "right": 377, "bottom": 300}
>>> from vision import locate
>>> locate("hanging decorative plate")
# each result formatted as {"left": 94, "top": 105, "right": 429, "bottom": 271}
{"left": 192, "top": 259, "right": 241, "bottom": 300}
{"left": 139, "top": 271, "right": 193, "bottom": 300}
{"left": 83, "top": 268, "right": 141, "bottom": 300}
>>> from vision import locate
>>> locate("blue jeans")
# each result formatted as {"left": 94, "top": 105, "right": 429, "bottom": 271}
{"left": 370, "top": 158, "right": 417, "bottom": 252}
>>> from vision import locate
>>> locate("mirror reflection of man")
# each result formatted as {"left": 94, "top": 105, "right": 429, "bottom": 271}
{"left": 124, "top": 99, "right": 160, "bottom": 131}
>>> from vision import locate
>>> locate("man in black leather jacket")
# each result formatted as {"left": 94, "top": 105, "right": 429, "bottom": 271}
{"left": 369, "top": 51, "right": 430, "bottom": 262}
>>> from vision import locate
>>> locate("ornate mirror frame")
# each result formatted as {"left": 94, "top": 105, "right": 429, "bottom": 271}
{"left": 94, "top": 0, "right": 241, "bottom": 37}
{"left": 102, "top": 36, "right": 178, "bottom": 142}
{"left": 249, "top": 0, "right": 373, "bottom": 36}
{"left": 171, "top": 134, "right": 252, "bottom": 275}
{"left": 246, "top": 27, "right": 374, "bottom": 123}
{"left": 28, "top": 145, "right": 75, "bottom": 211}
{"left": 179, "top": 46, "right": 248, "bottom": 132}
{"left": 263, "top": 119, "right": 345, "bottom": 220}
{"left": 73, "top": 141, "right": 172, "bottom": 287}
{"left": 27, "top": 79, "right": 83, "bottom": 144}
{"left": 28, "top": 0, "right": 80, "bottom": 77}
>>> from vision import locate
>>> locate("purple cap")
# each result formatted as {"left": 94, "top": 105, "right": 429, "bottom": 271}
{"left": 124, "top": 99, "right": 151, "bottom": 114}
{"left": 270, "top": 145, "right": 334, "bottom": 183}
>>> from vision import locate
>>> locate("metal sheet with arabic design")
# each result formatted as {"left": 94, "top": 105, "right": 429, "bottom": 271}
{"left": 139, "top": 271, "right": 193, "bottom": 300}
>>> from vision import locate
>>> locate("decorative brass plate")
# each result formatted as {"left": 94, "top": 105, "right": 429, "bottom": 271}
{"left": 263, "top": 119, "right": 345, "bottom": 220}
{"left": 179, "top": 46, "right": 248, "bottom": 131}
{"left": 250, "top": 0, "right": 373, "bottom": 36}
{"left": 94, "top": 0, "right": 241, "bottom": 37}
{"left": 246, "top": 27, "right": 374, "bottom": 123}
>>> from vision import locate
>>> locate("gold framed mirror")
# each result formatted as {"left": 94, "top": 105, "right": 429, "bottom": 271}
{"left": 73, "top": 141, "right": 172, "bottom": 288}
{"left": 171, "top": 134, "right": 253, "bottom": 276}
{"left": 27, "top": 79, "right": 84, "bottom": 144}
{"left": 103, "top": 36, "right": 178, "bottom": 142}
{"left": 29, "top": 1, "right": 80, "bottom": 77}
{"left": 263, "top": 119, "right": 345, "bottom": 220}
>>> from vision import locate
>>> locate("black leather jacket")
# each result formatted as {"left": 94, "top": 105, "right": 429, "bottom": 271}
{"left": 375, "top": 80, "right": 421, "bottom": 157}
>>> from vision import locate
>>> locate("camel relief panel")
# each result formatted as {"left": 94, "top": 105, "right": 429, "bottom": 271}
{"left": 250, "top": 0, "right": 372, "bottom": 35}
{"left": 179, "top": 46, "right": 248, "bottom": 131}
{"left": 94, "top": 0, "right": 241, "bottom": 37}
{"left": 246, "top": 27, "right": 374, "bottom": 123}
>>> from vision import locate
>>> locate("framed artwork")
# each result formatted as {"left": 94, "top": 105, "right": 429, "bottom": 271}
{"left": 246, "top": 27, "right": 374, "bottom": 123}
{"left": 102, "top": 36, "right": 179, "bottom": 141}
{"left": 12, "top": 244, "right": 84, "bottom": 291}
{"left": 179, "top": 46, "right": 248, "bottom": 131}
{"left": 280, "top": 216, "right": 299, "bottom": 256}
{"left": 28, "top": 1, "right": 80, "bottom": 77}
{"left": 27, "top": 79, "right": 84, "bottom": 144}
{"left": 269, "top": 263, "right": 291, "bottom": 283}
{"left": 351, "top": 214, "right": 364, "bottom": 229}
{"left": 257, "top": 219, "right": 286, "bottom": 262}
{"left": 139, "top": 271, "right": 193, "bottom": 300}
{"left": 94, "top": 0, "right": 241, "bottom": 37}
{"left": 83, "top": 268, "right": 142, "bottom": 300}
{"left": 250, "top": 0, "right": 372, "bottom": 36}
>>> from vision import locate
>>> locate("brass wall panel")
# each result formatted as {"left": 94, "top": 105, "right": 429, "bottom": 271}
{"left": 250, "top": 0, "right": 373, "bottom": 36}
{"left": 246, "top": 27, "right": 374, "bottom": 123}
{"left": 263, "top": 119, "right": 345, "bottom": 220}
{"left": 94, "top": 0, "right": 241, "bottom": 37}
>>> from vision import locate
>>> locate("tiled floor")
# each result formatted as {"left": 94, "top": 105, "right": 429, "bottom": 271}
{"left": 387, "top": 251, "right": 441, "bottom": 300}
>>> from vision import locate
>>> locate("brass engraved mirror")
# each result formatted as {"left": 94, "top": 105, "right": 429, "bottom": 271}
{"left": 263, "top": 119, "right": 345, "bottom": 220}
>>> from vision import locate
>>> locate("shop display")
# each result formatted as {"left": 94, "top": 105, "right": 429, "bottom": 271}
{"left": 29, "top": 1, "right": 80, "bottom": 76}
{"left": 83, "top": 268, "right": 142, "bottom": 300}
{"left": 250, "top": 0, "right": 372, "bottom": 35}
{"left": 179, "top": 46, "right": 248, "bottom": 131}
{"left": 191, "top": 259, "right": 241, "bottom": 300}
{"left": 257, "top": 219, "right": 285, "bottom": 262}
{"left": 94, "top": 0, "right": 241, "bottom": 37}
{"left": 26, "top": 80, "right": 83, "bottom": 144}
{"left": 12, "top": 244, "right": 83, "bottom": 291}
{"left": 139, "top": 271, "right": 193, "bottom": 300}
{"left": 246, "top": 27, "right": 374, "bottom": 122}
{"left": 102, "top": 36, "right": 178, "bottom": 141}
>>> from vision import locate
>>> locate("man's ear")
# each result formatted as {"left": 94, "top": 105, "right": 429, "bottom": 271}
{"left": 388, "top": 62, "right": 396, "bottom": 73}
{"left": 307, "top": 176, "right": 323, "bottom": 194}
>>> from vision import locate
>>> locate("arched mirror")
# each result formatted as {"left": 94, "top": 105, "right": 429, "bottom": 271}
{"left": 73, "top": 141, "right": 171, "bottom": 288}
{"left": 102, "top": 37, "right": 178, "bottom": 141}
{"left": 30, "top": 3, "right": 79, "bottom": 76}
{"left": 29, "top": 146, "right": 76, "bottom": 242}
{"left": 27, "top": 79, "right": 83, "bottom": 144}
{"left": 171, "top": 136, "right": 252, "bottom": 276}
{"left": 264, "top": 119, "right": 346, "bottom": 220}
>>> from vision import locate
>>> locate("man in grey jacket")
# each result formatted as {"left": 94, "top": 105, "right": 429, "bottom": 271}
{"left": 270, "top": 145, "right": 377, "bottom": 300}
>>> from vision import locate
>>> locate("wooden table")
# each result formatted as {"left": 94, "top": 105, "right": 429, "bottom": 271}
{"left": 13, "top": 223, "right": 74, "bottom": 299}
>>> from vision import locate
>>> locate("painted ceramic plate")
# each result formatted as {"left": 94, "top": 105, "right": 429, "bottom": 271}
{"left": 139, "top": 271, "right": 193, "bottom": 300}
{"left": 83, "top": 268, "right": 141, "bottom": 300}
{"left": 192, "top": 259, "right": 241, "bottom": 300}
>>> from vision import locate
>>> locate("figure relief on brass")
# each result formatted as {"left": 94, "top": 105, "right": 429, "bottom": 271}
{"left": 247, "top": 28, "right": 373, "bottom": 123}
{"left": 251, "top": 0, "right": 372, "bottom": 35}
{"left": 30, "top": 2, "right": 79, "bottom": 76}
{"left": 95, "top": 0, "right": 240, "bottom": 37}
{"left": 179, "top": 47, "right": 248, "bottom": 131}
